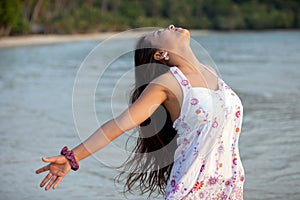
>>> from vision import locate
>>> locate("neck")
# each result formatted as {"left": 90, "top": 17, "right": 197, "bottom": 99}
{"left": 171, "top": 46, "right": 204, "bottom": 73}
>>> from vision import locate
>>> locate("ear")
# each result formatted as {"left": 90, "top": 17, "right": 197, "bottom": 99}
{"left": 153, "top": 51, "right": 164, "bottom": 61}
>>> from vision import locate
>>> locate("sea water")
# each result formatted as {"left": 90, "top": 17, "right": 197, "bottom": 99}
{"left": 0, "top": 31, "right": 299, "bottom": 200}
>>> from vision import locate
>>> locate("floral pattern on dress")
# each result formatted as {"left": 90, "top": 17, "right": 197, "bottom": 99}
{"left": 166, "top": 67, "right": 245, "bottom": 200}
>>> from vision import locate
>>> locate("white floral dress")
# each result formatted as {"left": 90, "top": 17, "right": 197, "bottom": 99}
{"left": 165, "top": 67, "right": 245, "bottom": 200}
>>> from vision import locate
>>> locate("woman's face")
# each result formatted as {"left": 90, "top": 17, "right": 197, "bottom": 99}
{"left": 146, "top": 25, "right": 190, "bottom": 51}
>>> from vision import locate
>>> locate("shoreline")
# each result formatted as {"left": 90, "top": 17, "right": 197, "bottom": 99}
{"left": 0, "top": 32, "right": 117, "bottom": 48}
{"left": 0, "top": 30, "right": 215, "bottom": 48}
{"left": 0, "top": 29, "right": 298, "bottom": 48}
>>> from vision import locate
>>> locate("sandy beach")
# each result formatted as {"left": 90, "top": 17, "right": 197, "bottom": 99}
{"left": 0, "top": 30, "right": 213, "bottom": 48}
{"left": 0, "top": 33, "right": 119, "bottom": 48}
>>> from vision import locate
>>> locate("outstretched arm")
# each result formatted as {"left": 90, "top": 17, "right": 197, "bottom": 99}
{"left": 36, "top": 82, "right": 168, "bottom": 190}
{"left": 72, "top": 82, "right": 168, "bottom": 161}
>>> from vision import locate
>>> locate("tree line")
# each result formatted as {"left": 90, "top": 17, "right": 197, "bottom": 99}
{"left": 1, "top": 0, "right": 299, "bottom": 36}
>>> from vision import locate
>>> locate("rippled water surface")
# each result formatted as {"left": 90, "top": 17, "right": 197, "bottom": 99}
{"left": 0, "top": 31, "right": 299, "bottom": 199}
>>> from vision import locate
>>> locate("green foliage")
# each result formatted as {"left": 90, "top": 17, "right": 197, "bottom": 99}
{"left": 240, "top": 0, "right": 300, "bottom": 29}
{"left": 11, "top": 17, "right": 31, "bottom": 35}
{"left": 0, "top": 0, "right": 21, "bottom": 35}
{"left": 1, "top": 0, "right": 299, "bottom": 36}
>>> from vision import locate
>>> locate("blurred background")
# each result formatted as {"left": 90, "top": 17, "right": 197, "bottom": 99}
{"left": 0, "top": 0, "right": 300, "bottom": 200}
{"left": 1, "top": 0, "right": 300, "bottom": 36}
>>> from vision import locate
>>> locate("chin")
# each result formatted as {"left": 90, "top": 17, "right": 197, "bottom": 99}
{"left": 184, "top": 29, "right": 190, "bottom": 37}
{"left": 178, "top": 28, "right": 190, "bottom": 38}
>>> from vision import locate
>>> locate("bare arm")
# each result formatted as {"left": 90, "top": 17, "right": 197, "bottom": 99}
{"left": 36, "top": 82, "right": 168, "bottom": 190}
{"left": 73, "top": 82, "right": 167, "bottom": 161}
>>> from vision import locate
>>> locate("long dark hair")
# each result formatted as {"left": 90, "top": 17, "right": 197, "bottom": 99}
{"left": 116, "top": 35, "right": 178, "bottom": 197}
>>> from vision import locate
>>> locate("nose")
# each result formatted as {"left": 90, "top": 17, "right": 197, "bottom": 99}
{"left": 168, "top": 24, "right": 175, "bottom": 30}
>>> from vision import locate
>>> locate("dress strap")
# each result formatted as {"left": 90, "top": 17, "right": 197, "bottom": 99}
{"left": 170, "top": 66, "right": 191, "bottom": 96}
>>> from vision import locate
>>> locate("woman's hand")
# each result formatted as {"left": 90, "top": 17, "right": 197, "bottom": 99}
{"left": 35, "top": 155, "right": 72, "bottom": 190}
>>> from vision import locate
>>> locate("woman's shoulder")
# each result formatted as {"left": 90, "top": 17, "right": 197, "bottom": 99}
{"left": 150, "top": 70, "right": 180, "bottom": 92}
{"left": 151, "top": 70, "right": 176, "bottom": 84}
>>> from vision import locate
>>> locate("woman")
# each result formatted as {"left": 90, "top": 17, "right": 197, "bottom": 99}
{"left": 36, "top": 25, "right": 245, "bottom": 199}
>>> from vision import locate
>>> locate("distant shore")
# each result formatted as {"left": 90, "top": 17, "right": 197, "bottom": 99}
{"left": 0, "top": 32, "right": 117, "bottom": 48}
{"left": 1, "top": 29, "right": 297, "bottom": 48}
{"left": 0, "top": 30, "right": 215, "bottom": 48}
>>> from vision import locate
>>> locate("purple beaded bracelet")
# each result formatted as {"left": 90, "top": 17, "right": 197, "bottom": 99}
{"left": 60, "top": 146, "right": 79, "bottom": 171}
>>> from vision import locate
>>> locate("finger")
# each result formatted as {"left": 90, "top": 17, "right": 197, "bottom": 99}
{"left": 42, "top": 156, "right": 58, "bottom": 163}
{"left": 53, "top": 176, "right": 63, "bottom": 189}
{"left": 42, "top": 156, "right": 65, "bottom": 164}
{"left": 40, "top": 173, "right": 52, "bottom": 188}
{"left": 35, "top": 165, "right": 50, "bottom": 174}
{"left": 45, "top": 175, "right": 57, "bottom": 191}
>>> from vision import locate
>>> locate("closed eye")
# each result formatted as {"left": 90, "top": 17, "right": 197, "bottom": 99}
{"left": 157, "top": 29, "right": 164, "bottom": 36}
{"left": 153, "top": 29, "right": 164, "bottom": 38}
